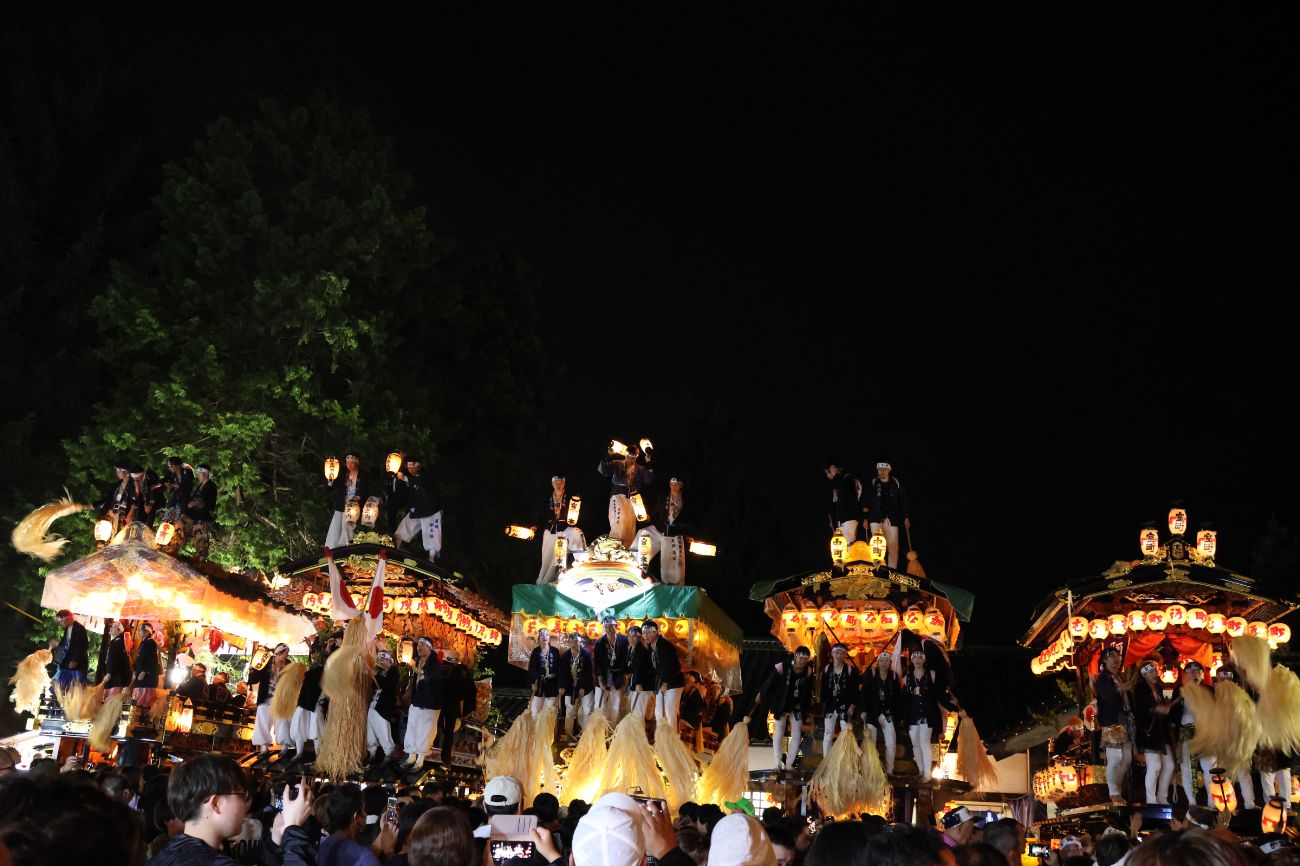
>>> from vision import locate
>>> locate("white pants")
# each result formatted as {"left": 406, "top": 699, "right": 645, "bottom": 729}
{"left": 595, "top": 685, "right": 623, "bottom": 721}
{"left": 909, "top": 722, "right": 933, "bottom": 780}
{"left": 867, "top": 716, "right": 897, "bottom": 774}
{"left": 253, "top": 703, "right": 291, "bottom": 748}
{"left": 325, "top": 510, "right": 356, "bottom": 549}
{"left": 289, "top": 707, "right": 318, "bottom": 752}
{"left": 538, "top": 526, "right": 587, "bottom": 584}
{"left": 1238, "top": 770, "right": 1258, "bottom": 809}
{"left": 773, "top": 713, "right": 803, "bottom": 768}
{"left": 404, "top": 706, "right": 440, "bottom": 761}
{"left": 395, "top": 511, "right": 442, "bottom": 559}
{"left": 608, "top": 495, "right": 636, "bottom": 547}
{"left": 823, "top": 711, "right": 852, "bottom": 757}
{"left": 530, "top": 695, "right": 558, "bottom": 717}
{"left": 837, "top": 521, "right": 860, "bottom": 545}
{"left": 1260, "top": 769, "right": 1291, "bottom": 808}
{"left": 629, "top": 689, "right": 652, "bottom": 720}
{"left": 633, "top": 527, "right": 687, "bottom": 585}
{"left": 656, "top": 687, "right": 682, "bottom": 730}
{"left": 1144, "top": 747, "right": 1175, "bottom": 804}
{"left": 564, "top": 692, "right": 593, "bottom": 737}
{"left": 1180, "top": 741, "right": 1215, "bottom": 804}
{"left": 367, "top": 707, "right": 395, "bottom": 753}
{"left": 870, "top": 519, "right": 901, "bottom": 569}
{"left": 1106, "top": 744, "right": 1134, "bottom": 799}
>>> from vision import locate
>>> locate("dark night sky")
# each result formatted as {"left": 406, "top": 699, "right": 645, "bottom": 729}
{"left": 8, "top": 8, "right": 1299, "bottom": 644}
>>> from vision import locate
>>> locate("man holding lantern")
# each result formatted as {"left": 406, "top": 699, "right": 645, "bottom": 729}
{"left": 537, "top": 475, "right": 587, "bottom": 584}
{"left": 325, "top": 450, "right": 371, "bottom": 548}
{"left": 392, "top": 455, "right": 443, "bottom": 560}
{"left": 597, "top": 440, "right": 654, "bottom": 547}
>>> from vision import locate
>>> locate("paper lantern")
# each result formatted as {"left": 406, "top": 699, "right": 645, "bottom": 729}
{"left": 1196, "top": 529, "right": 1217, "bottom": 559}
{"left": 409, "top": 598, "right": 425, "bottom": 615}
{"left": 324, "top": 456, "right": 340, "bottom": 482}
{"left": 1268, "top": 622, "right": 1291, "bottom": 644}
{"left": 523, "top": 617, "right": 540, "bottom": 637}
{"left": 1140, "top": 526, "right": 1160, "bottom": 557}
{"left": 688, "top": 540, "right": 717, "bottom": 556}
{"left": 868, "top": 531, "right": 888, "bottom": 564}
{"left": 903, "top": 607, "right": 925, "bottom": 633}
{"left": 1209, "top": 768, "right": 1237, "bottom": 812}
{"left": 586, "top": 620, "right": 602, "bottom": 639}
{"left": 1031, "top": 657, "right": 1044, "bottom": 675}
{"left": 553, "top": 536, "right": 567, "bottom": 570}
{"left": 925, "top": 608, "right": 946, "bottom": 637}
{"left": 840, "top": 606, "right": 859, "bottom": 635}
{"left": 1210, "top": 652, "right": 1225, "bottom": 678}
{"left": 393, "top": 597, "right": 409, "bottom": 614}
{"left": 635, "top": 533, "right": 653, "bottom": 565}
{"left": 1128, "top": 610, "right": 1147, "bottom": 632}
{"left": 1206, "top": 613, "right": 1227, "bottom": 634}
{"left": 167, "top": 699, "right": 194, "bottom": 734}
{"left": 781, "top": 606, "right": 799, "bottom": 631}
{"left": 862, "top": 608, "right": 881, "bottom": 639}
{"left": 1069, "top": 616, "right": 1089, "bottom": 641}
{"left": 361, "top": 497, "right": 381, "bottom": 528}
{"left": 155, "top": 521, "right": 176, "bottom": 546}
{"left": 1061, "top": 765, "right": 1079, "bottom": 793}
{"left": 674, "top": 619, "right": 689, "bottom": 638}
{"left": 505, "top": 525, "right": 536, "bottom": 541}
{"left": 566, "top": 496, "right": 582, "bottom": 526}
{"left": 821, "top": 606, "right": 838, "bottom": 627}
{"left": 488, "top": 628, "right": 502, "bottom": 645}
{"left": 302, "top": 592, "right": 320, "bottom": 610}
{"left": 344, "top": 498, "right": 361, "bottom": 526}
{"left": 800, "top": 607, "right": 819, "bottom": 628}
{"left": 385, "top": 451, "right": 403, "bottom": 474}
{"left": 1146, "top": 610, "right": 1168, "bottom": 631}
{"left": 1188, "top": 608, "right": 1209, "bottom": 629}
{"left": 1166, "top": 605, "right": 1188, "bottom": 627}
{"left": 1088, "top": 619, "right": 1109, "bottom": 641}
{"left": 317, "top": 592, "right": 332, "bottom": 612}
{"left": 1247, "top": 621, "right": 1268, "bottom": 640}
{"left": 830, "top": 530, "right": 847, "bottom": 568}
{"left": 608, "top": 439, "right": 629, "bottom": 456}
{"left": 1161, "top": 666, "right": 1178, "bottom": 685}
{"left": 629, "top": 492, "right": 649, "bottom": 523}
{"left": 351, "top": 592, "right": 365, "bottom": 610}
{"left": 381, "top": 597, "right": 393, "bottom": 614}
{"left": 399, "top": 639, "right": 414, "bottom": 664}
{"left": 1226, "top": 616, "right": 1247, "bottom": 638}
{"left": 1262, "top": 797, "right": 1288, "bottom": 833}
{"left": 1108, "top": 614, "right": 1128, "bottom": 636}
{"left": 1168, "top": 507, "right": 1188, "bottom": 536}
{"left": 878, "top": 607, "right": 899, "bottom": 634}
{"left": 94, "top": 518, "right": 114, "bottom": 543}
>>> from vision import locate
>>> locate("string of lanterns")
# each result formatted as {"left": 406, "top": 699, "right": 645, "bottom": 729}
{"left": 300, "top": 591, "right": 503, "bottom": 645}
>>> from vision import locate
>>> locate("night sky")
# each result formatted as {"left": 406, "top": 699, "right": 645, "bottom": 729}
{"left": 6, "top": 9, "right": 1298, "bottom": 646}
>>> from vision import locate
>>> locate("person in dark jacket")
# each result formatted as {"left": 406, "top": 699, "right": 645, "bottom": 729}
{"left": 644, "top": 620, "right": 685, "bottom": 731}
{"left": 325, "top": 450, "right": 371, "bottom": 549}
{"left": 100, "top": 620, "right": 133, "bottom": 697}
{"left": 679, "top": 671, "right": 708, "bottom": 744}
{"left": 529, "top": 628, "right": 562, "bottom": 717}
{"left": 392, "top": 455, "right": 443, "bottom": 560}
{"left": 537, "top": 475, "right": 588, "bottom": 584}
{"left": 182, "top": 464, "right": 218, "bottom": 558}
{"left": 436, "top": 648, "right": 477, "bottom": 764}
{"left": 206, "top": 672, "right": 232, "bottom": 704}
{"left": 163, "top": 457, "right": 195, "bottom": 510}
{"left": 745, "top": 646, "right": 815, "bottom": 772}
{"left": 560, "top": 632, "right": 595, "bottom": 740}
{"left": 1133, "top": 660, "right": 1175, "bottom": 804}
{"left": 249, "top": 643, "right": 292, "bottom": 755}
{"left": 1093, "top": 646, "right": 1135, "bottom": 804}
{"left": 95, "top": 464, "right": 138, "bottom": 537}
{"left": 53, "top": 609, "right": 90, "bottom": 687}
{"left": 592, "top": 616, "right": 630, "bottom": 722}
{"left": 367, "top": 650, "right": 400, "bottom": 762}
{"left": 864, "top": 651, "right": 901, "bottom": 776}
{"left": 597, "top": 442, "right": 654, "bottom": 546}
{"left": 176, "top": 663, "right": 210, "bottom": 704}
{"left": 634, "top": 476, "right": 689, "bottom": 585}
{"left": 866, "top": 462, "right": 911, "bottom": 569}
{"left": 823, "top": 460, "right": 863, "bottom": 544}
{"left": 705, "top": 681, "right": 733, "bottom": 740}
{"left": 293, "top": 639, "right": 333, "bottom": 760}
{"left": 903, "top": 647, "right": 959, "bottom": 783}
{"left": 135, "top": 465, "right": 166, "bottom": 527}
{"left": 820, "top": 643, "right": 860, "bottom": 759}
{"left": 402, "top": 637, "right": 443, "bottom": 768}
{"left": 148, "top": 753, "right": 315, "bottom": 866}
{"left": 133, "top": 622, "right": 162, "bottom": 719}
{"left": 626, "top": 625, "right": 655, "bottom": 722}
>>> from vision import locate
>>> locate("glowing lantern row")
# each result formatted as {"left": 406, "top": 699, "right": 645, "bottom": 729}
{"left": 300, "top": 591, "right": 501, "bottom": 644}
{"left": 1072, "top": 606, "right": 1288, "bottom": 644}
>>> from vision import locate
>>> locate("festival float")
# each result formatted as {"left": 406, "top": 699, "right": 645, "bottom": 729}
{"left": 1020, "top": 505, "right": 1300, "bottom": 840}
{"left": 747, "top": 532, "right": 990, "bottom": 824}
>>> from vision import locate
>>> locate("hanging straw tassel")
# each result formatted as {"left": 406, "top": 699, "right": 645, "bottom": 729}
{"left": 270, "top": 662, "right": 307, "bottom": 722}
{"left": 698, "top": 720, "right": 749, "bottom": 807}
{"left": 8, "top": 649, "right": 52, "bottom": 715}
{"left": 599, "top": 713, "right": 668, "bottom": 802}
{"left": 1259, "top": 663, "right": 1300, "bottom": 755}
{"left": 54, "top": 679, "right": 102, "bottom": 722}
{"left": 1231, "top": 636, "right": 1272, "bottom": 692}
{"left": 562, "top": 708, "right": 611, "bottom": 803}
{"left": 531, "top": 703, "right": 561, "bottom": 799}
{"left": 955, "top": 712, "right": 999, "bottom": 792}
{"left": 485, "top": 711, "right": 536, "bottom": 790}
{"left": 654, "top": 725, "right": 700, "bottom": 812}
{"left": 11, "top": 498, "right": 88, "bottom": 562}
{"left": 1184, "top": 682, "right": 1219, "bottom": 758}
{"left": 904, "top": 528, "right": 926, "bottom": 578}
{"left": 1208, "top": 680, "right": 1262, "bottom": 777}
{"left": 810, "top": 729, "right": 866, "bottom": 817}
{"left": 860, "top": 723, "right": 888, "bottom": 808}
{"left": 90, "top": 692, "right": 125, "bottom": 753}
{"left": 317, "top": 617, "right": 374, "bottom": 779}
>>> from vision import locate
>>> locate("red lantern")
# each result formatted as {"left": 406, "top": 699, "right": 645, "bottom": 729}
{"left": 209, "top": 629, "right": 223, "bottom": 653}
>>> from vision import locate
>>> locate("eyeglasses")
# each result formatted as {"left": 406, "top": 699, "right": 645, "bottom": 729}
{"left": 215, "top": 790, "right": 251, "bottom": 802}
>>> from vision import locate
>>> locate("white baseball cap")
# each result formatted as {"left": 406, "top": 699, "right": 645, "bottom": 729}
{"left": 483, "top": 775, "right": 522, "bottom": 808}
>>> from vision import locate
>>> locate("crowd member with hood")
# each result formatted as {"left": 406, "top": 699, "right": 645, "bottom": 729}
{"left": 745, "top": 646, "right": 815, "bottom": 773}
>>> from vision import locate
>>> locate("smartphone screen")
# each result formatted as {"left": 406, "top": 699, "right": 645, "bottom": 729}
{"left": 490, "top": 840, "right": 537, "bottom": 863}
{"left": 386, "top": 796, "right": 399, "bottom": 823}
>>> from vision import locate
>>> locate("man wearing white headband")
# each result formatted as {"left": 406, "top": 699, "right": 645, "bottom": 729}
{"left": 745, "top": 646, "right": 815, "bottom": 773}
{"left": 821, "top": 644, "right": 859, "bottom": 759}
{"left": 864, "top": 650, "right": 900, "bottom": 775}
{"left": 597, "top": 440, "right": 653, "bottom": 547}
{"left": 866, "top": 462, "right": 910, "bottom": 570}
{"left": 1094, "top": 646, "right": 1134, "bottom": 804}
{"left": 529, "top": 629, "right": 562, "bottom": 716}
{"left": 181, "top": 463, "right": 218, "bottom": 559}
{"left": 1175, "top": 661, "right": 1217, "bottom": 805}
{"left": 633, "top": 476, "right": 688, "bottom": 585}
{"left": 392, "top": 456, "right": 443, "bottom": 561}
{"left": 537, "top": 475, "right": 587, "bottom": 584}
{"left": 250, "top": 642, "right": 292, "bottom": 756}
{"left": 593, "top": 615, "right": 630, "bottom": 721}
{"left": 402, "top": 637, "right": 442, "bottom": 768}
{"left": 1134, "top": 659, "right": 1175, "bottom": 804}
{"left": 560, "top": 632, "right": 595, "bottom": 740}
{"left": 367, "top": 649, "right": 399, "bottom": 763}
{"left": 325, "top": 449, "right": 369, "bottom": 549}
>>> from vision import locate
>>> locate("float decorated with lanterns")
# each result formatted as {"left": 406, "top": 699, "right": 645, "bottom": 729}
{"left": 1021, "top": 504, "right": 1300, "bottom": 826}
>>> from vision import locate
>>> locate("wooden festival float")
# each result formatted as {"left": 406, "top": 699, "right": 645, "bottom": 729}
{"left": 1020, "top": 505, "right": 1300, "bottom": 840}
{"left": 748, "top": 532, "right": 986, "bottom": 825}
{"left": 23, "top": 522, "right": 316, "bottom": 766}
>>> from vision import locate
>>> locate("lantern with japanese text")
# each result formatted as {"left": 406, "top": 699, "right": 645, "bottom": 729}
{"left": 505, "top": 525, "right": 537, "bottom": 541}
{"left": 1166, "top": 605, "right": 1188, "bottom": 627}
{"left": 1247, "top": 621, "right": 1268, "bottom": 640}
{"left": 1197, "top": 528, "right": 1217, "bottom": 559}
{"left": 1069, "top": 616, "right": 1089, "bottom": 641}
{"left": 1107, "top": 614, "right": 1128, "bottom": 636}
{"left": 409, "top": 598, "right": 425, "bottom": 615}
{"left": 567, "top": 496, "right": 582, "bottom": 526}
{"left": 302, "top": 592, "right": 320, "bottom": 611}
{"left": 830, "top": 530, "right": 847, "bottom": 568}
{"left": 862, "top": 608, "right": 881, "bottom": 639}
{"left": 344, "top": 497, "right": 361, "bottom": 526}
{"left": 1269, "top": 622, "right": 1291, "bottom": 644}
{"left": 781, "top": 606, "right": 799, "bottom": 632}
{"left": 1262, "top": 797, "right": 1288, "bottom": 833}
{"left": 1206, "top": 613, "right": 1227, "bottom": 634}
{"left": 324, "top": 456, "right": 340, "bottom": 482}
{"left": 800, "top": 606, "right": 818, "bottom": 629}
{"left": 925, "top": 608, "right": 946, "bottom": 637}
{"left": 395, "top": 597, "right": 411, "bottom": 615}
{"left": 361, "top": 497, "right": 381, "bottom": 528}
{"left": 1168, "top": 507, "right": 1188, "bottom": 536}
{"left": 318, "top": 592, "right": 332, "bottom": 612}
{"left": 1088, "top": 619, "right": 1109, "bottom": 641}
{"left": 523, "top": 617, "right": 540, "bottom": 638}
{"left": 879, "top": 607, "right": 899, "bottom": 635}
{"left": 1128, "top": 610, "right": 1147, "bottom": 632}
{"left": 903, "top": 607, "right": 925, "bottom": 633}
{"left": 1225, "top": 616, "right": 1247, "bottom": 638}
{"left": 821, "top": 606, "right": 838, "bottom": 628}
{"left": 399, "top": 639, "right": 414, "bottom": 664}
{"left": 840, "top": 606, "right": 859, "bottom": 636}
{"left": 1209, "top": 768, "right": 1237, "bottom": 812}
{"left": 1140, "top": 526, "right": 1160, "bottom": 557}
{"left": 630, "top": 493, "right": 649, "bottom": 523}
{"left": 155, "top": 521, "right": 176, "bottom": 546}
{"left": 1146, "top": 610, "right": 1168, "bottom": 631}
{"left": 1188, "top": 608, "right": 1209, "bottom": 629}
{"left": 868, "top": 531, "right": 888, "bottom": 564}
